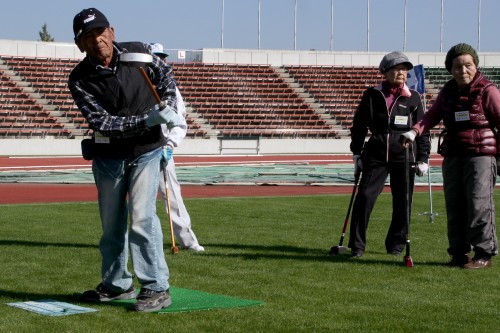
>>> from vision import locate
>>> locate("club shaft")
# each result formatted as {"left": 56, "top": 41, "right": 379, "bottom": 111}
{"left": 163, "top": 162, "right": 177, "bottom": 250}
{"left": 139, "top": 67, "right": 162, "bottom": 104}
{"left": 334, "top": 170, "right": 360, "bottom": 248}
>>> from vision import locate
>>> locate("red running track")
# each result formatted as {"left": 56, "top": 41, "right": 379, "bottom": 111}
{"left": 0, "top": 155, "right": 443, "bottom": 204}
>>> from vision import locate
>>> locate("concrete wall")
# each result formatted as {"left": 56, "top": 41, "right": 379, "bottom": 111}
{"left": 201, "top": 48, "right": 500, "bottom": 67}
{"left": 0, "top": 138, "right": 440, "bottom": 157}
{"left": 0, "top": 138, "right": 348, "bottom": 156}
{"left": 0, "top": 39, "right": 84, "bottom": 60}
{"left": 2, "top": 39, "right": 500, "bottom": 67}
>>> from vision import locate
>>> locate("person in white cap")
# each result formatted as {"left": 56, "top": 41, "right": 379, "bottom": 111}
{"left": 150, "top": 42, "right": 204, "bottom": 252}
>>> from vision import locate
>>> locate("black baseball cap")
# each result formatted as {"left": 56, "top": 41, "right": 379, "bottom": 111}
{"left": 73, "top": 8, "right": 110, "bottom": 41}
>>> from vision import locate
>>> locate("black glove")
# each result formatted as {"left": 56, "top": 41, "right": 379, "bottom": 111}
{"left": 496, "top": 156, "right": 500, "bottom": 176}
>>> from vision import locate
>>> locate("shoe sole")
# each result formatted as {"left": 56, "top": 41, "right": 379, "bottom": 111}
{"left": 109, "top": 290, "right": 137, "bottom": 301}
{"left": 80, "top": 289, "right": 136, "bottom": 303}
{"left": 133, "top": 297, "right": 172, "bottom": 312}
{"left": 463, "top": 263, "right": 492, "bottom": 269}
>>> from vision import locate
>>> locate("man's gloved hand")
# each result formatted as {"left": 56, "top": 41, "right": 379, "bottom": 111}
{"left": 161, "top": 145, "right": 173, "bottom": 165}
{"left": 399, "top": 129, "right": 417, "bottom": 148}
{"left": 353, "top": 155, "right": 363, "bottom": 176}
{"left": 417, "top": 162, "right": 429, "bottom": 177}
{"left": 146, "top": 104, "right": 179, "bottom": 129}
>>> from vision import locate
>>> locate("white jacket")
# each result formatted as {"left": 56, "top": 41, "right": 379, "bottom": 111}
{"left": 161, "top": 87, "right": 187, "bottom": 147}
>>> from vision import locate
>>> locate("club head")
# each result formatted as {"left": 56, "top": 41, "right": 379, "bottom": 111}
{"left": 329, "top": 245, "right": 348, "bottom": 256}
{"left": 404, "top": 255, "right": 414, "bottom": 268}
{"left": 119, "top": 53, "right": 153, "bottom": 66}
{"left": 172, "top": 246, "right": 179, "bottom": 255}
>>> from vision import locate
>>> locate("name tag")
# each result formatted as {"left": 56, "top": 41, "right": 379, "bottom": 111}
{"left": 455, "top": 111, "right": 470, "bottom": 122}
{"left": 394, "top": 115, "right": 408, "bottom": 126}
{"left": 94, "top": 132, "right": 110, "bottom": 144}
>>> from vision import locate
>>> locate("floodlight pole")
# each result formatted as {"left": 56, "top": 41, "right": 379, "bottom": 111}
{"left": 477, "top": 0, "right": 482, "bottom": 51}
{"left": 440, "top": 0, "right": 444, "bottom": 52}
{"left": 330, "top": 0, "right": 334, "bottom": 51}
{"left": 367, "top": 0, "right": 370, "bottom": 51}
{"left": 403, "top": 0, "right": 407, "bottom": 51}
{"left": 258, "top": 0, "right": 261, "bottom": 49}
{"left": 294, "top": 0, "right": 297, "bottom": 50}
{"left": 221, "top": 0, "right": 225, "bottom": 49}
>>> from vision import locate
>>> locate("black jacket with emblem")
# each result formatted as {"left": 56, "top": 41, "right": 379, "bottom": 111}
{"left": 350, "top": 84, "right": 430, "bottom": 165}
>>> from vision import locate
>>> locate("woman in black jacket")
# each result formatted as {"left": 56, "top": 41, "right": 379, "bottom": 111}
{"left": 348, "top": 52, "right": 431, "bottom": 258}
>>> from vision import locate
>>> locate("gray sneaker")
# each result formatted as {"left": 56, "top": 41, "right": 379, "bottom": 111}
{"left": 133, "top": 288, "right": 172, "bottom": 312}
{"left": 80, "top": 283, "right": 136, "bottom": 302}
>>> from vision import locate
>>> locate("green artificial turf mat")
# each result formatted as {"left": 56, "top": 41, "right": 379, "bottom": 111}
{"left": 112, "top": 287, "right": 263, "bottom": 313}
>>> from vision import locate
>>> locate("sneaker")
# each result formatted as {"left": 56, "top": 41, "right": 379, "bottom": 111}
{"left": 80, "top": 283, "right": 136, "bottom": 302}
{"left": 446, "top": 254, "right": 472, "bottom": 267}
{"left": 463, "top": 257, "right": 492, "bottom": 269}
{"left": 133, "top": 288, "right": 172, "bottom": 312}
{"left": 189, "top": 244, "right": 205, "bottom": 252}
{"left": 350, "top": 249, "right": 363, "bottom": 258}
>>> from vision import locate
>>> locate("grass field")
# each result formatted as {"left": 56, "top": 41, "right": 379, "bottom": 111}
{"left": 0, "top": 191, "right": 499, "bottom": 333}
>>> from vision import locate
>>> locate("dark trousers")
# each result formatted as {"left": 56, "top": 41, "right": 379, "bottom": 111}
{"left": 348, "top": 161, "right": 415, "bottom": 253}
{"left": 443, "top": 155, "right": 498, "bottom": 258}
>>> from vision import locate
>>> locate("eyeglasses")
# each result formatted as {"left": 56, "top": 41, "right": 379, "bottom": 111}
{"left": 391, "top": 66, "right": 409, "bottom": 72}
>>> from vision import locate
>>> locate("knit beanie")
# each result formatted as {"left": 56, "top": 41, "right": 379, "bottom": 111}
{"left": 445, "top": 43, "right": 479, "bottom": 73}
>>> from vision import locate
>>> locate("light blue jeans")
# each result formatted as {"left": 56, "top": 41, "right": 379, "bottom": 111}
{"left": 92, "top": 147, "right": 169, "bottom": 292}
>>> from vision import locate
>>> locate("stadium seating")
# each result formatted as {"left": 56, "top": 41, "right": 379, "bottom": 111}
{"left": 173, "top": 63, "right": 339, "bottom": 138}
{"left": 0, "top": 56, "right": 78, "bottom": 138}
{"left": 0, "top": 66, "right": 72, "bottom": 138}
{"left": 2, "top": 54, "right": 500, "bottom": 140}
{"left": 0, "top": 56, "right": 206, "bottom": 138}
{"left": 285, "top": 65, "right": 379, "bottom": 129}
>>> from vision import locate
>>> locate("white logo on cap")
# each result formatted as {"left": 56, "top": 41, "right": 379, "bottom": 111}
{"left": 83, "top": 14, "right": 96, "bottom": 24}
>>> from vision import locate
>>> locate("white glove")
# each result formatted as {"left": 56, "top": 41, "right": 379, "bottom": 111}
{"left": 399, "top": 129, "right": 417, "bottom": 147}
{"left": 417, "top": 162, "right": 429, "bottom": 177}
{"left": 146, "top": 104, "right": 179, "bottom": 129}
{"left": 353, "top": 155, "right": 363, "bottom": 175}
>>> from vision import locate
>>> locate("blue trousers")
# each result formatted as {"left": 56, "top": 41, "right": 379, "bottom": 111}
{"left": 92, "top": 147, "right": 169, "bottom": 292}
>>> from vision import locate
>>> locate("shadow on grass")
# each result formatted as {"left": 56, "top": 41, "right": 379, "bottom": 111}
{"left": 0, "top": 239, "right": 97, "bottom": 248}
{"left": 197, "top": 242, "right": 447, "bottom": 267}
{"left": 0, "top": 289, "right": 79, "bottom": 303}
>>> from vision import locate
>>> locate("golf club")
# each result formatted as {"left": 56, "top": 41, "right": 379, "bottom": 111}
{"left": 329, "top": 168, "right": 361, "bottom": 255}
{"left": 162, "top": 157, "right": 179, "bottom": 254}
{"left": 403, "top": 145, "right": 413, "bottom": 267}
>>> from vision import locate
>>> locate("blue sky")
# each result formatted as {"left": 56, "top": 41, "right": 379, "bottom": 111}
{"left": 1, "top": 0, "right": 499, "bottom": 53}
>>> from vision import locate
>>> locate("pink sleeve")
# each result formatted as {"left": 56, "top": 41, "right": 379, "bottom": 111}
{"left": 483, "top": 85, "right": 500, "bottom": 130}
{"left": 413, "top": 91, "right": 445, "bottom": 135}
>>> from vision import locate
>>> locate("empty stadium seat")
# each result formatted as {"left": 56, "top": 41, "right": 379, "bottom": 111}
{"left": 174, "top": 62, "right": 339, "bottom": 138}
